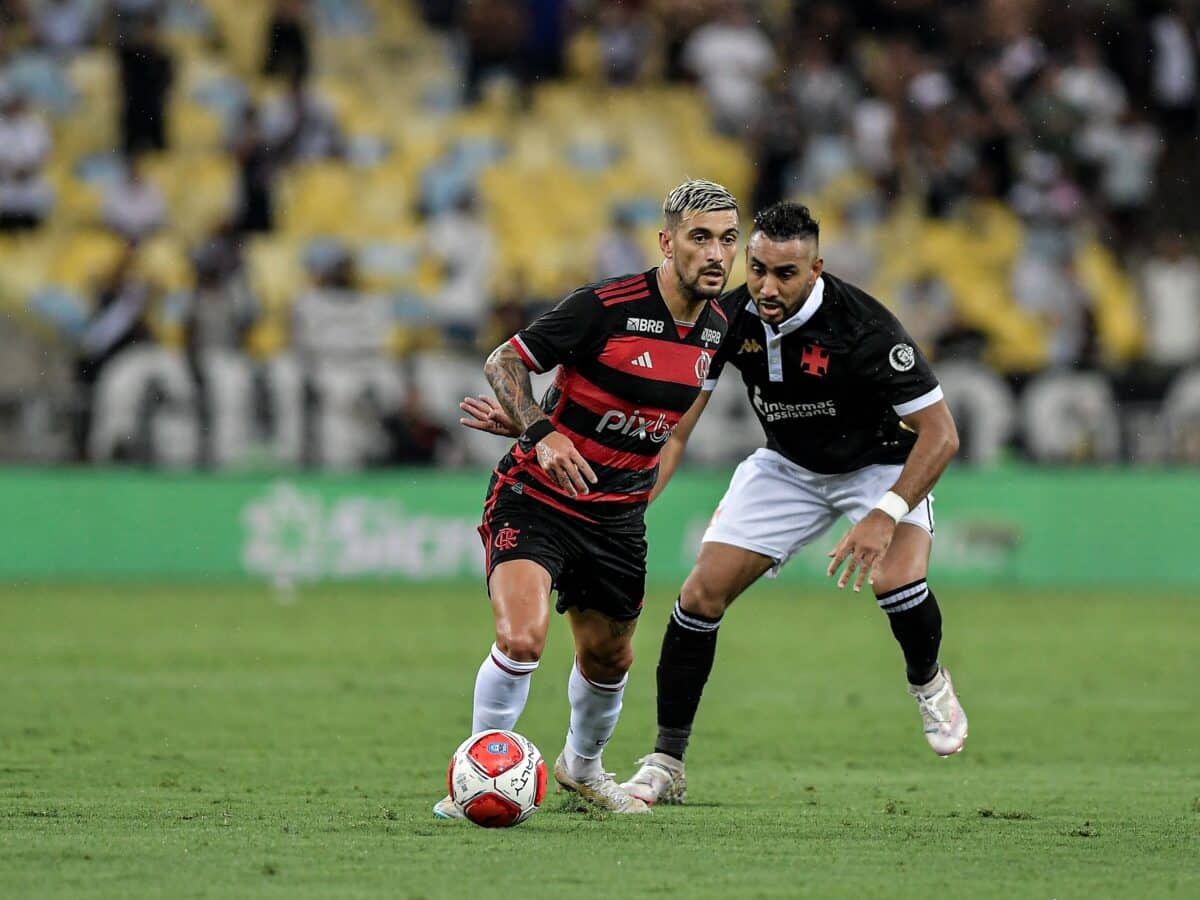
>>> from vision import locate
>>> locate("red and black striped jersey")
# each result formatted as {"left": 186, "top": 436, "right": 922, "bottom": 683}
{"left": 497, "top": 268, "right": 729, "bottom": 522}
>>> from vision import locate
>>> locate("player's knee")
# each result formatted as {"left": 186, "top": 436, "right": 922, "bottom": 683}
{"left": 679, "top": 576, "right": 731, "bottom": 620}
{"left": 495, "top": 625, "right": 545, "bottom": 662}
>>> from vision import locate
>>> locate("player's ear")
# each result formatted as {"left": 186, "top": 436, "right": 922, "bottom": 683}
{"left": 658, "top": 229, "right": 672, "bottom": 259}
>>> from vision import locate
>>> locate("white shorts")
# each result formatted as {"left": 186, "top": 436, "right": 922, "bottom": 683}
{"left": 701, "top": 448, "right": 935, "bottom": 578}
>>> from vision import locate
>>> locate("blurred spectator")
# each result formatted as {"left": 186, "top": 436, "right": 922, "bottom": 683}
{"left": 261, "top": 74, "right": 343, "bottom": 165}
{"left": 682, "top": 0, "right": 776, "bottom": 136}
{"left": 892, "top": 271, "right": 987, "bottom": 362}
{"left": 75, "top": 243, "right": 155, "bottom": 460}
{"left": 790, "top": 35, "right": 857, "bottom": 133}
{"left": 461, "top": 0, "right": 530, "bottom": 103}
{"left": 1076, "top": 108, "right": 1163, "bottom": 246}
{"left": 525, "top": 0, "right": 568, "bottom": 83}
{"left": 262, "top": 0, "right": 311, "bottom": 83}
{"left": 416, "top": 0, "right": 460, "bottom": 31}
{"left": 593, "top": 208, "right": 648, "bottom": 280}
{"left": 291, "top": 245, "right": 391, "bottom": 361}
{"left": 33, "top": 0, "right": 96, "bottom": 56}
{"left": 749, "top": 73, "right": 805, "bottom": 212}
{"left": 426, "top": 191, "right": 494, "bottom": 346}
{"left": 1149, "top": 8, "right": 1197, "bottom": 137}
{"left": 911, "top": 109, "right": 976, "bottom": 218}
{"left": 229, "top": 102, "right": 276, "bottom": 233}
{"left": 0, "top": 0, "right": 27, "bottom": 32}
{"left": 1055, "top": 36, "right": 1127, "bottom": 123}
{"left": 116, "top": 13, "right": 174, "bottom": 155}
{"left": 0, "top": 82, "right": 53, "bottom": 231}
{"left": 596, "top": 2, "right": 653, "bottom": 86}
{"left": 182, "top": 228, "right": 258, "bottom": 358}
{"left": 102, "top": 154, "right": 167, "bottom": 242}
{"left": 1141, "top": 234, "right": 1200, "bottom": 369}
{"left": 378, "top": 383, "right": 450, "bottom": 466}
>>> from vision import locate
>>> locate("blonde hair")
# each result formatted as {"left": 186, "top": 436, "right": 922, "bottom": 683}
{"left": 662, "top": 179, "right": 739, "bottom": 230}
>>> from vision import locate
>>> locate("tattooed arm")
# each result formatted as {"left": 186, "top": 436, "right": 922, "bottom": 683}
{"left": 484, "top": 342, "right": 597, "bottom": 497}
{"left": 483, "top": 343, "right": 548, "bottom": 432}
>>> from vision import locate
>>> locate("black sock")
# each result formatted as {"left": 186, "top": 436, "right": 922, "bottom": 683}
{"left": 876, "top": 580, "right": 942, "bottom": 686}
{"left": 654, "top": 597, "right": 722, "bottom": 761}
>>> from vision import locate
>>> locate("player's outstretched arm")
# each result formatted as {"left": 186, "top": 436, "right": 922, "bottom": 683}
{"left": 649, "top": 389, "right": 712, "bottom": 504}
{"left": 827, "top": 400, "right": 959, "bottom": 591}
{"left": 483, "top": 342, "right": 597, "bottom": 497}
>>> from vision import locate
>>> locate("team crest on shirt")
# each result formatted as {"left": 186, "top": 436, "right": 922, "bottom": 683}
{"left": 889, "top": 343, "right": 916, "bottom": 372}
{"left": 800, "top": 343, "right": 830, "bottom": 377}
{"left": 694, "top": 351, "right": 712, "bottom": 384}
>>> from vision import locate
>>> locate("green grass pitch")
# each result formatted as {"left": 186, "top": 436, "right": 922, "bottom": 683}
{"left": 1, "top": 581, "right": 1197, "bottom": 898}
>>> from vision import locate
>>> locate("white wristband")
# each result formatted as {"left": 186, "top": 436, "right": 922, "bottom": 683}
{"left": 874, "top": 490, "right": 910, "bottom": 523}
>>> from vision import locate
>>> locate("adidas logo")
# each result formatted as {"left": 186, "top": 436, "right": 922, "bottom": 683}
{"left": 630, "top": 351, "right": 654, "bottom": 369}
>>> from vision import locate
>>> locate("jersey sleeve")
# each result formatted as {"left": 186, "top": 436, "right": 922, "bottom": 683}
{"left": 701, "top": 331, "right": 732, "bottom": 392}
{"left": 509, "top": 288, "right": 603, "bottom": 373}
{"left": 701, "top": 289, "right": 746, "bottom": 391}
{"left": 849, "top": 309, "right": 943, "bottom": 416}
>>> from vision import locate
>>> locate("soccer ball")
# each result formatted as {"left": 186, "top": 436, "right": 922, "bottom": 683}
{"left": 447, "top": 729, "right": 547, "bottom": 827}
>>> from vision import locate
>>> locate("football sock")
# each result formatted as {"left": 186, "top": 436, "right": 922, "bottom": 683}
{"left": 875, "top": 580, "right": 942, "bottom": 687}
{"left": 654, "top": 597, "right": 722, "bottom": 761}
{"left": 565, "top": 658, "right": 626, "bottom": 778}
{"left": 471, "top": 643, "right": 539, "bottom": 733}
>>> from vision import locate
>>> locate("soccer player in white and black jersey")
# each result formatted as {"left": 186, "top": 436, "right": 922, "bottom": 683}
{"left": 616, "top": 202, "right": 968, "bottom": 805}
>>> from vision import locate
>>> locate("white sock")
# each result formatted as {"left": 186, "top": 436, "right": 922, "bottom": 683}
{"left": 472, "top": 643, "right": 539, "bottom": 733}
{"left": 565, "top": 659, "right": 627, "bottom": 778}
{"left": 913, "top": 666, "right": 946, "bottom": 697}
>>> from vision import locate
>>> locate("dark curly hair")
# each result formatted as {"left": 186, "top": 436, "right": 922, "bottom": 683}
{"left": 752, "top": 202, "right": 820, "bottom": 243}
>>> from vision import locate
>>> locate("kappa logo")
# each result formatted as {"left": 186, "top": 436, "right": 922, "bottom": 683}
{"left": 626, "top": 317, "right": 664, "bottom": 334}
{"left": 494, "top": 527, "right": 521, "bottom": 551}
{"left": 695, "top": 350, "right": 712, "bottom": 384}
{"left": 738, "top": 338, "right": 763, "bottom": 355}
{"left": 889, "top": 343, "right": 916, "bottom": 372}
{"left": 630, "top": 351, "right": 654, "bottom": 369}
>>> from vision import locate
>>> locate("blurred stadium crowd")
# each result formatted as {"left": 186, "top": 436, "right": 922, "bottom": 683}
{"left": 1, "top": 0, "right": 1199, "bottom": 469}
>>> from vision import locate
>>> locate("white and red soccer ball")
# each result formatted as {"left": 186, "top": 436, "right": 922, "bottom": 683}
{"left": 447, "top": 730, "right": 547, "bottom": 827}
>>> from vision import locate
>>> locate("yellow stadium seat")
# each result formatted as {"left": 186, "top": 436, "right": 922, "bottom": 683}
{"left": 51, "top": 229, "right": 127, "bottom": 293}
{"left": 1076, "top": 240, "right": 1144, "bottom": 364}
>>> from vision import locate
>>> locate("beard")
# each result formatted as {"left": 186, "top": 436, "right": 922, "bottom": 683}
{"left": 679, "top": 266, "right": 727, "bottom": 302}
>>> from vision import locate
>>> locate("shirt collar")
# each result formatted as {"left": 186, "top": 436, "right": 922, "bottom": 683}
{"left": 744, "top": 275, "right": 825, "bottom": 336}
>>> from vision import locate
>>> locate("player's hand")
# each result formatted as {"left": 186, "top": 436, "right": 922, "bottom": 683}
{"left": 826, "top": 510, "right": 896, "bottom": 592}
{"left": 458, "top": 395, "right": 519, "bottom": 437}
{"left": 535, "top": 431, "right": 598, "bottom": 498}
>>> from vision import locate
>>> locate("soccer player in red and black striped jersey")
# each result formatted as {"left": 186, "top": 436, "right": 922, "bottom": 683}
{"left": 433, "top": 180, "right": 739, "bottom": 819}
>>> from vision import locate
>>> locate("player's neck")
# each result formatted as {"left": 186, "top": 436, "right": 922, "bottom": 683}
{"left": 655, "top": 263, "right": 708, "bottom": 324}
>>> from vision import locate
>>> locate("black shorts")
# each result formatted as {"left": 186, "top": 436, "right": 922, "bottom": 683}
{"left": 479, "top": 476, "right": 647, "bottom": 621}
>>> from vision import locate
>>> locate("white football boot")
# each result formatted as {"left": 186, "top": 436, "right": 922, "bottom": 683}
{"left": 620, "top": 753, "right": 687, "bottom": 806}
{"left": 553, "top": 753, "right": 651, "bottom": 814}
{"left": 908, "top": 666, "right": 968, "bottom": 756}
{"left": 432, "top": 795, "right": 465, "bottom": 820}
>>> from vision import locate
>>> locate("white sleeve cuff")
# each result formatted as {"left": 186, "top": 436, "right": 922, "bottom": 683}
{"left": 509, "top": 335, "right": 545, "bottom": 373}
{"left": 893, "top": 385, "right": 943, "bottom": 417}
{"left": 701, "top": 378, "right": 719, "bottom": 392}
